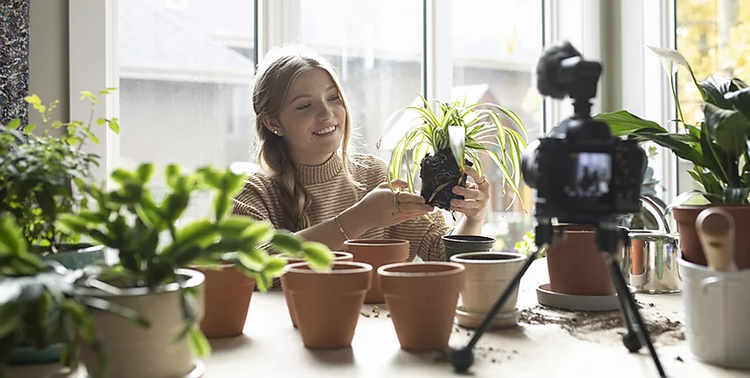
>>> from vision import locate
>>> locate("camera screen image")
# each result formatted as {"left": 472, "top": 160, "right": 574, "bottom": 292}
{"left": 563, "top": 152, "right": 612, "bottom": 198}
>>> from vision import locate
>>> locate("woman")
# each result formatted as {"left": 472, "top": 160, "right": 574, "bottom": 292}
{"left": 233, "top": 44, "right": 491, "bottom": 261}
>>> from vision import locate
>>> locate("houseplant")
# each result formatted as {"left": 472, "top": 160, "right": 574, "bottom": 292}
{"left": 55, "top": 163, "right": 333, "bottom": 378}
{"left": 0, "top": 213, "right": 145, "bottom": 378}
{"left": 595, "top": 46, "right": 750, "bottom": 268}
{"left": 0, "top": 90, "right": 121, "bottom": 365}
{"left": 0, "top": 90, "right": 120, "bottom": 267}
{"left": 378, "top": 95, "right": 527, "bottom": 211}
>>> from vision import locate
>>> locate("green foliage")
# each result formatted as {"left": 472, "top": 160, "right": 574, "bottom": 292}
{"left": 0, "top": 89, "right": 121, "bottom": 251}
{"left": 0, "top": 213, "right": 145, "bottom": 376}
{"left": 595, "top": 47, "right": 750, "bottom": 205}
{"left": 55, "top": 163, "right": 334, "bottom": 357}
{"left": 514, "top": 230, "right": 545, "bottom": 258}
{"left": 378, "top": 94, "right": 528, "bottom": 209}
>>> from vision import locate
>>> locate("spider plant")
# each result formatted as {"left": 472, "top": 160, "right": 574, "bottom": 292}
{"left": 378, "top": 94, "right": 528, "bottom": 211}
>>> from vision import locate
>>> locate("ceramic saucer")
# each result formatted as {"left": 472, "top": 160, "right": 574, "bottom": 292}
{"left": 536, "top": 284, "right": 637, "bottom": 312}
{"left": 455, "top": 305, "right": 520, "bottom": 329}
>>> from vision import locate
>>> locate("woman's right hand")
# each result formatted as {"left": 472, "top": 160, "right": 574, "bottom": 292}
{"left": 352, "top": 180, "right": 434, "bottom": 229}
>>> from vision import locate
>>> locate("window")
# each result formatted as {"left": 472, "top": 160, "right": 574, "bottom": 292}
{"left": 71, "top": 0, "right": 677, "bottom": 244}
{"left": 675, "top": 0, "right": 748, "bottom": 193}
{"left": 449, "top": 0, "right": 543, "bottom": 250}
{"left": 117, "top": 0, "right": 256, "bottom": 223}
{"left": 267, "top": 0, "right": 423, "bottom": 164}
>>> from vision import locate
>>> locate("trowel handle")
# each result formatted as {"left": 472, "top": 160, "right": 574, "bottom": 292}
{"left": 696, "top": 208, "right": 737, "bottom": 272}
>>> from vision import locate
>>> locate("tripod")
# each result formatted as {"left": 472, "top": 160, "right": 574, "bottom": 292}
{"left": 449, "top": 222, "right": 667, "bottom": 378}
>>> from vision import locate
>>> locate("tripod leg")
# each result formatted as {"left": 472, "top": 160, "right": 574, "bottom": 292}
{"left": 605, "top": 254, "right": 667, "bottom": 378}
{"left": 450, "top": 250, "right": 540, "bottom": 373}
{"left": 603, "top": 253, "right": 641, "bottom": 352}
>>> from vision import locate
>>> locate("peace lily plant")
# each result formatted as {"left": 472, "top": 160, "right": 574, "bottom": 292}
{"left": 378, "top": 95, "right": 528, "bottom": 211}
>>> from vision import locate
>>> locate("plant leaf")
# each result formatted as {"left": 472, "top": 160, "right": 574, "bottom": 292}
{"left": 188, "top": 325, "right": 211, "bottom": 358}
{"left": 594, "top": 110, "right": 668, "bottom": 136}
{"left": 448, "top": 125, "right": 466, "bottom": 173}
{"left": 702, "top": 103, "right": 750, "bottom": 159}
{"left": 300, "top": 241, "right": 334, "bottom": 271}
{"left": 725, "top": 87, "right": 750, "bottom": 122}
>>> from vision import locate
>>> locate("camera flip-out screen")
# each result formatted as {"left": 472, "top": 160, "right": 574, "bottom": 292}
{"left": 565, "top": 152, "right": 612, "bottom": 198}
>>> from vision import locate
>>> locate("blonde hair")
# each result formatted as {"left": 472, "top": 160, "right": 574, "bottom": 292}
{"left": 252, "top": 44, "right": 357, "bottom": 231}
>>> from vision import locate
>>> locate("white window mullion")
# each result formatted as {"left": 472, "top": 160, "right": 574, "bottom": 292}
{"left": 425, "top": 0, "right": 451, "bottom": 105}
{"left": 69, "top": 0, "right": 120, "bottom": 187}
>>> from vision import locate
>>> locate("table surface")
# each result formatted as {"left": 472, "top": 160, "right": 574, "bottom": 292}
{"left": 8, "top": 259, "right": 750, "bottom": 378}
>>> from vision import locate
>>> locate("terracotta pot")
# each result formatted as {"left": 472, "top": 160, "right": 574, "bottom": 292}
{"left": 281, "top": 261, "right": 371, "bottom": 349}
{"left": 197, "top": 264, "right": 255, "bottom": 338}
{"left": 378, "top": 262, "right": 465, "bottom": 351}
{"left": 77, "top": 269, "right": 205, "bottom": 378}
{"left": 343, "top": 239, "right": 409, "bottom": 304}
{"left": 673, "top": 205, "right": 750, "bottom": 269}
{"left": 545, "top": 225, "right": 615, "bottom": 296}
{"left": 282, "top": 251, "right": 354, "bottom": 328}
{"left": 442, "top": 235, "right": 495, "bottom": 262}
{"left": 450, "top": 252, "right": 526, "bottom": 327}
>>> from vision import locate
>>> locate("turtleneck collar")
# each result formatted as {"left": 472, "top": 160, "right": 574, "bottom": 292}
{"left": 294, "top": 153, "right": 343, "bottom": 185}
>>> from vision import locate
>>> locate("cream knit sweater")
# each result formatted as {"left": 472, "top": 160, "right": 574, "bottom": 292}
{"left": 232, "top": 153, "right": 449, "bottom": 261}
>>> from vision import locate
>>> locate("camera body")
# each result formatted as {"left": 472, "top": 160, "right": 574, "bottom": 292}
{"left": 522, "top": 41, "right": 646, "bottom": 226}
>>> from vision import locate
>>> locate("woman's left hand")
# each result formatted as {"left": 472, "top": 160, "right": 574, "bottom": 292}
{"left": 450, "top": 166, "right": 490, "bottom": 220}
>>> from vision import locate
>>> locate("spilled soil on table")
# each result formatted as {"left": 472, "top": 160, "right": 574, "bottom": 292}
{"left": 518, "top": 301, "right": 684, "bottom": 347}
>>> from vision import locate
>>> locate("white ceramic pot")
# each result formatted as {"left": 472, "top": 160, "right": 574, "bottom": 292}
{"left": 679, "top": 258, "right": 750, "bottom": 369}
{"left": 78, "top": 269, "right": 206, "bottom": 378}
{"left": 450, "top": 252, "right": 527, "bottom": 328}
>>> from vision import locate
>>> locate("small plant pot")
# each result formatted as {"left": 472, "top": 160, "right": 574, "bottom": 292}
{"left": 282, "top": 251, "right": 354, "bottom": 328}
{"left": 77, "top": 269, "right": 205, "bottom": 378}
{"left": 450, "top": 252, "right": 527, "bottom": 328}
{"left": 545, "top": 225, "right": 615, "bottom": 296}
{"left": 442, "top": 235, "right": 495, "bottom": 262}
{"left": 344, "top": 239, "right": 409, "bottom": 304}
{"left": 197, "top": 264, "right": 255, "bottom": 338}
{"left": 281, "top": 261, "right": 372, "bottom": 349}
{"left": 673, "top": 205, "right": 750, "bottom": 269}
{"left": 378, "top": 262, "right": 465, "bottom": 351}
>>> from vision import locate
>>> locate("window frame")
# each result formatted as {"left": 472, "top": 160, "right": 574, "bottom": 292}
{"left": 68, "top": 0, "right": 678, "bottom": 205}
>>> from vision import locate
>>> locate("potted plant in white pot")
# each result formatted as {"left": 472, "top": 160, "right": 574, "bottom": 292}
{"left": 378, "top": 95, "right": 528, "bottom": 261}
{"left": 595, "top": 46, "right": 750, "bottom": 269}
{"left": 56, "top": 163, "right": 333, "bottom": 378}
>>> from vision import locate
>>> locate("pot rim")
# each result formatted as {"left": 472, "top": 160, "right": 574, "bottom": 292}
{"left": 283, "top": 251, "right": 353, "bottom": 262}
{"left": 284, "top": 261, "right": 372, "bottom": 275}
{"left": 441, "top": 234, "right": 495, "bottom": 243}
{"left": 74, "top": 268, "right": 205, "bottom": 297}
{"left": 450, "top": 251, "right": 526, "bottom": 264}
{"left": 343, "top": 239, "right": 409, "bottom": 246}
{"left": 673, "top": 204, "right": 750, "bottom": 210}
{"left": 377, "top": 262, "right": 465, "bottom": 277}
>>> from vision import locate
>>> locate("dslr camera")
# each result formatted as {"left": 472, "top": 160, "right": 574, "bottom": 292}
{"left": 522, "top": 41, "right": 647, "bottom": 226}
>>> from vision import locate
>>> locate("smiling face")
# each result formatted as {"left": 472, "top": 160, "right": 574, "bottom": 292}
{"left": 267, "top": 68, "right": 347, "bottom": 166}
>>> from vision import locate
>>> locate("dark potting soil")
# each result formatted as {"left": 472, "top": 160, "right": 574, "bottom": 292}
{"left": 518, "top": 303, "right": 685, "bottom": 347}
{"left": 419, "top": 148, "right": 471, "bottom": 210}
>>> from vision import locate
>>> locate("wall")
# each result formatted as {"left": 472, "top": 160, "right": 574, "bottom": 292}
{"left": 28, "top": 0, "right": 69, "bottom": 127}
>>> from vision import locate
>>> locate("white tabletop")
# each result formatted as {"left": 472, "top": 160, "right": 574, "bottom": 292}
{"left": 8, "top": 259, "right": 750, "bottom": 378}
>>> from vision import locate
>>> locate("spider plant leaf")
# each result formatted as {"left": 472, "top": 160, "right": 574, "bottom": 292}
{"left": 486, "top": 148, "right": 525, "bottom": 211}
{"left": 484, "top": 103, "right": 528, "bottom": 139}
{"left": 448, "top": 126, "right": 466, "bottom": 174}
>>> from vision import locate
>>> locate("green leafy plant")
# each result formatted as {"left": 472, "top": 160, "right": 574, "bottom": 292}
{"left": 0, "top": 213, "right": 145, "bottom": 377}
{"left": 595, "top": 46, "right": 750, "bottom": 205}
{"left": 378, "top": 95, "right": 528, "bottom": 211}
{"left": 0, "top": 89, "right": 121, "bottom": 252}
{"left": 513, "top": 230, "right": 545, "bottom": 258}
{"left": 55, "top": 163, "right": 334, "bottom": 357}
